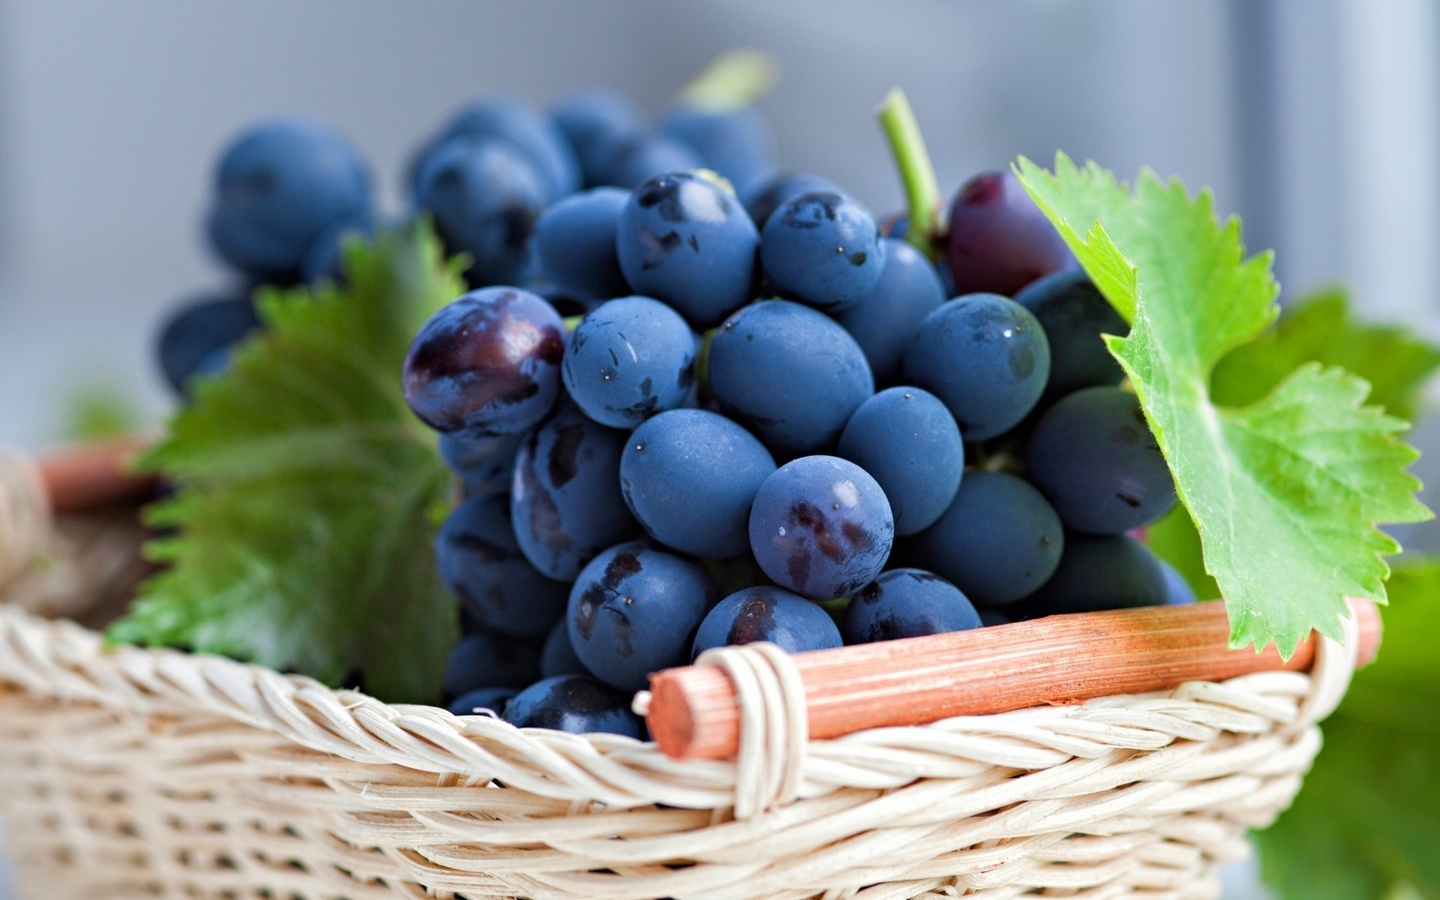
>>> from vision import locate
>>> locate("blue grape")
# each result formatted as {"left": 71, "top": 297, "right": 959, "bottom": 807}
{"left": 760, "top": 192, "right": 886, "bottom": 313}
{"left": 833, "top": 239, "right": 946, "bottom": 384}
{"left": 438, "top": 431, "right": 523, "bottom": 497}
{"left": 443, "top": 630, "right": 545, "bottom": 699}
{"left": 1012, "top": 532, "right": 1168, "bottom": 618}
{"left": 707, "top": 301, "right": 874, "bottom": 457}
{"left": 206, "top": 118, "right": 371, "bottom": 282}
{"left": 1014, "top": 271, "right": 1128, "bottom": 398}
{"left": 403, "top": 287, "right": 565, "bottom": 436}
{"left": 905, "top": 471, "right": 1064, "bottom": 606}
{"left": 300, "top": 217, "right": 372, "bottom": 286}
{"left": 567, "top": 541, "right": 717, "bottom": 693}
{"left": 550, "top": 89, "right": 646, "bottom": 187}
{"left": 597, "top": 134, "right": 705, "bottom": 190}
{"left": 431, "top": 97, "right": 580, "bottom": 199}
{"left": 436, "top": 494, "right": 569, "bottom": 639}
{"left": 413, "top": 138, "right": 548, "bottom": 287}
{"left": 620, "top": 410, "right": 775, "bottom": 559}
{"left": 659, "top": 105, "right": 774, "bottom": 195}
{"left": 532, "top": 188, "right": 631, "bottom": 299}
{"left": 692, "top": 586, "right": 842, "bottom": 659}
{"left": 1025, "top": 387, "right": 1176, "bottom": 534}
{"left": 1158, "top": 558, "right": 1198, "bottom": 606}
{"left": 615, "top": 171, "right": 759, "bottom": 328}
{"left": 562, "top": 296, "right": 698, "bottom": 428}
{"left": 446, "top": 686, "right": 518, "bottom": 717}
{"left": 977, "top": 607, "right": 1012, "bottom": 627}
{"left": 903, "top": 293, "right": 1051, "bottom": 441}
{"left": 836, "top": 387, "right": 963, "bottom": 536}
{"left": 502, "top": 675, "right": 646, "bottom": 738}
{"left": 841, "top": 569, "right": 981, "bottom": 644}
{"left": 540, "top": 619, "right": 590, "bottom": 678}
{"left": 749, "top": 456, "right": 894, "bottom": 600}
{"left": 511, "top": 402, "right": 638, "bottom": 580}
{"left": 155, "top": 292, "right": 261, "bottom": 397}
{"left": 945, "top": 169, "right": 1077, "bottom": 297}
{"left": 742, "top": 172, "right": 842, "bottom": 229}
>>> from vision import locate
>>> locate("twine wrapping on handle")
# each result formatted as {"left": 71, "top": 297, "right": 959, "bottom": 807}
{"left": 0, "top": 454, "right": 52, "bottom": 595}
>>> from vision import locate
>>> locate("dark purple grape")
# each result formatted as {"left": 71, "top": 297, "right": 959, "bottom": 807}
{"left": 708, "top": 301, "right": 874, "bottom": 457}
{"left": 443, "top": 630, "right": 545, "bottom": 700}
{"left": 402, "top": 287, "right": 565, "bottom": 437}
{"left": 944, "top": 169, "right": 1077, "bottom": 297}
{"left": 760, "top": 192, "right": 886, "bottom": 313}
{"left": 832, "top": 238, "right": 946, "bottom": 385}
{"left": 155, "top": 292, "right": 262, "bottom": 397}
{"left": 615, "top": 171, "right": 759, "bottom": 329}
{"left": 502, "top": 675, "right": 645, "bottom": 738}
{"left": 742, "top": 172, "right": 842, "bottom": 229}
{"left": 438, "top": 431, "right": 524, "bottom": 497}
{"left": 510, "top": 402, "right": 638, "bottom": 581}
{"left": 621, "top": 409, "right": 775, "bottom": 559}
{"left": 841, "top": 569, "right": 981, "bottom": 644}
{"left": 1025, "top": 387, "right": 1176, "bottom": 534}
{"left": 1011, "top": 532, "right": 1168, "bottom": 619}
{"left": 903, "top": 293, "right": 1051, "bottom": 441}
{"left": 562, "top": 296, "right": 698, "bottom": 428}
{"left": 749, "top": 455, "right": 894, "bottom": 601}
{"left": 1014, "top": 271, "right": 1128, "bottom": 399}
{"left": 540, "top": 619, "right": 590, "bottom": 678}
{"left": 435, "top": 494, "right": 569, "bottom": 639}
{"left": 447, "top": 686, "right": 518, "bottom": 717}
{"left": 905, "top": 471, "right": 1064, "bottom": 606}
{"left": 206, "top": 118, "right": 371, "bottom": 283}
{"left": 532, "top": 188, "right": 631, "bottom": 300}
{"left": 836, "top": 387, "right": 963, "bottom": 537}
{"left": 567, "top": 541, "right": 717, "bottom": 693}
{"left": 692, "top": 586, "right": 842, "bottom": 660}
{"left": 413, "top": 138, "right": 548, "bottom": 287}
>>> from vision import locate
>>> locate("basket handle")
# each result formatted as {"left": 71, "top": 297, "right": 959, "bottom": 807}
{"left": 36, "top": 436, "right": 157, "bottom": 514}
{"left": 645, "top": 598, "right": 1380, "bottom": 760}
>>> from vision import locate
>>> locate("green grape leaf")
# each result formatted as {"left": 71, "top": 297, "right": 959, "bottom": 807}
{"left": 1017, "top": 154, "right": 1431, "bottom": 655}
{"left": 107, "top": 223, "right": 463, "bottom": 702}
{"left": 1149, "top": 289, "right": 1440, "bottom": 602}
{"left": 1255, "top": 559, "right": 1440, "bottom": 899}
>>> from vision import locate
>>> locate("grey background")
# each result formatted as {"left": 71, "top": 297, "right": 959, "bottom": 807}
{"left": 2, "top": 1, "right": 1438, "bottom": 896}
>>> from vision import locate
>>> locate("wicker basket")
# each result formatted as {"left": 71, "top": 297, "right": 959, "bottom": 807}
{"left": 0, "top": 452, "right": 1356, "bottom": 900}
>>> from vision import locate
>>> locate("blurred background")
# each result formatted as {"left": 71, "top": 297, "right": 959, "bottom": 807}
{"left": 0, "top": 0, "right": 1436, "bottom": 897}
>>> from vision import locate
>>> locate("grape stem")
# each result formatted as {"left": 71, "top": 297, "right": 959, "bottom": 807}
{"left": 878, "top": 88, "right": 942, "bottom": 261}
{"left": 696, "top": 327, "right": 718, "bottom": 402}
{"left": 677, "top": 49, "right": 780, "bottom": 112}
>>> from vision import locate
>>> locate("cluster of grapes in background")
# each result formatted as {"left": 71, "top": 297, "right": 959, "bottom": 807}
{"left": 158, "top": 83, "right": 1197, "bottom": 739}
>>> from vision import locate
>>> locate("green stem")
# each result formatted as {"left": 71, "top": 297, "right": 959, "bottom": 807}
{"left": 877, "top": 88, "right": 942, "bottom": 261}
{"left": 677, "top": 49, "right": 780, "bottom": 111}
{"left": 696, "top": 327, "right": 717, "bottom": 402}
{"left": 562, "top": 314, "right": 584, "bottom": 333}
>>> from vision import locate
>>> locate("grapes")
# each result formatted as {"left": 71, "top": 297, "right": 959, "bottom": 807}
{"left": 1025, "top": 387, "right": 1176, "bottom": 534}
{"left": 841, "top": 569, "right": 981, "bottom": 644}
{"left": 832, "top": 238, "right": 946, "bottom": 385}
{"left": 567, "top": 542, "right": 717, "bottom": 693}
{"left": 561, "top": 296, "right": 698, "bottom": 428}
{"left": 443, "top": 630, "right": 545, "bottom": 700}
{"left": 532, "top": 188, "right": 631, "bottom": 299}
{"left": 903, "top": 293, "right": 1051, "bottom": 441}
{"left": 742, "top": 172, "right": 842, "bottom": 228}
{"left": 692, "top": 586, "right": 842, "bottom": 659}
{"left": 435, "top": 494, "right": 569, "bottom": 639}
{"left": 206, "top": 118, "right": 371, "bottom": 283}
{"left": 1012, "top": 532, "right": 1168, "bottom": 618}
{"left": 447, "top": 686, "right": 518, "bottom": 717}
{"left": 707, "top": 300, "right": 874, "bottom": 457}
{"left": 438, "top": 431, "right": 524, "bottom": 497}
{"left": 551, "top": 89, "right": 646, "bottom": 187}
{"left": 905, "top": 471, "right": 1064, "bottom": 606}
{"left": 510, "top": 402, "right": 638, "bottom": 581}
{"left": 760, "top": 192, "right": 886, "bottom": 313}
{"left": 749, "top": 455, "right": 894, "bottom": 600}
{"left": 540, "top": 619, "right": 590, "bottom": 678}
{"left": 502, "top": 675, "right": 646, "bottom": 738}
{"left": 620, "top": 409, "right": 776, "bottom": 559}
{"left": 1158, "top": 558, "right": 1198, "bottom": 606}
{"left": 615, "top": 171, "right": 759, "bottom": 328}
{"left": 944, "top": 169, "right": 1077, "bottom": 297}
{"left": 836, "top": 387, "right": 963, "bottom": 536}
{"left": 1014, "top": 271, "right": 1128, "bottom": 398}
{"left": 597, "top": 134, "right": 705, "bottom": 191}
{"left": 659, "top": 105, "right": 774, "bottom": 195}
{"left": 429, "top": 97, "right": 581, "bottom": 200}
{"left": 155, "top": 292, "right": 262, "bottom": 397}
{"left": 402, "top": 287, "right": 565, "bottom": 437}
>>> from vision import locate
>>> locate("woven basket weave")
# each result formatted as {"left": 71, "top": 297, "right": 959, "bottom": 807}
{"left": 0, "top": 452, "right": 1355, "bottom": 899}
